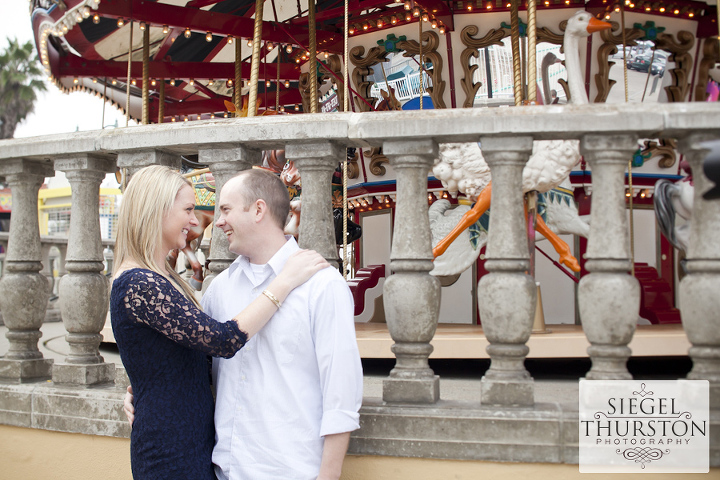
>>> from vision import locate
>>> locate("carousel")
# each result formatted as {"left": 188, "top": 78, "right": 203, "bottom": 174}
{"left": 29, "top": 0, "right": 720, "bottom": 358}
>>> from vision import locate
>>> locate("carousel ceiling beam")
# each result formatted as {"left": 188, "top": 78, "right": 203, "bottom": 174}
{"left": 159, "top": 89, "right": 302, "bottom": 116}
{"left": 58, "top": 57, "right": 301, "bottom": 81}
{"left": 291, "top": 0, "right": 390, "bottom": 23}
{"left": 295, "top": 0, "right": 453, "bottom": 30}
{"left": 186, "top": 0, "right": 226, "bottom": 8}
{"left": 96, "top": 0, "right": 340, "bottom": 51}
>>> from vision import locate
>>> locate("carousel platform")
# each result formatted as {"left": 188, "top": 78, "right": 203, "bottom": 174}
{"left": 96, "top": 321, "right": 690, "bottom": 359}
{"left": 354, "top": 323, "right": 691, "bottom": 359}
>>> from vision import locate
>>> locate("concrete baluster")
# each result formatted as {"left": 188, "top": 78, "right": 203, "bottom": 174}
{"left": 116, "top": 150, "right": 180, "bottom": 179}
{"left": 578, "top": 134, "right": 640, "bottom": 379}
{"left": 477, "top": 136, "right": 536, "bottom": 407}
{"left": 199, "top": 146, "right": 260, "bottom": 289}
{"left": 285, "top": 142, "right": 342, "bottom": 268}
{"left": 677, "top": 134, "right": 720, "bottom": 409}
{"left": 0, "top": 160, "right": 55, "bottom": 382}
{"left": 381, "top": 139, "right": 441, "bottom": 404}
{"left": 40, "top": 243, "right": 54, "bottom": 290}
{"left": 53, "top": 156, "right": 116, "bottom": 385}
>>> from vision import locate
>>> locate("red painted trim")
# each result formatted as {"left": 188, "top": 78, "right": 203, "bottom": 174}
{"left": 94, "top": 0, "right": 338, "bottom": 50}
{"left": 57, "top": 57, "right": 300, "bottom": 81}
{"left": 347, "top": 264, "right": 386, "bottom": 316}
{"left": 156, "top": 88, "right": 302, "bottom": 117}
{"left": 154, "top": 30, "right": 183, "bottom": 60}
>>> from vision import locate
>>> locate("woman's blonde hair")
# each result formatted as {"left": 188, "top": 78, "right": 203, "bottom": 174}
{"left": 113, "top": 165, "right": 200, "bottom": 305}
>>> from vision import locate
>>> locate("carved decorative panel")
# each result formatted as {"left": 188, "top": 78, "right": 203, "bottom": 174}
{"left": 693, "top": 37, "right": 719, "bottom": 102}
{"left": 655, "top": 31, "right": 695, "bottom": 102}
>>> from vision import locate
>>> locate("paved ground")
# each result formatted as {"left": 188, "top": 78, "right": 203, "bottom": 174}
{"left": 0, "top": 321, "right": 691, "bottom": 405}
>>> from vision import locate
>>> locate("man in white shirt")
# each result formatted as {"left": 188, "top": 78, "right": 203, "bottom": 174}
{"left": 206, "top": 169, "right": 363, "bottom": 480}
{"left": 125, "top": 168, "right": 363, "bottom": 480}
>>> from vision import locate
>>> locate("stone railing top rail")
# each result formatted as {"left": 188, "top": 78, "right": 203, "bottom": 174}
{"left": 0, "top": 103, "right": 718, "bottom": 162}
{"left": 0, "top": 232, "right": 114, "bottom": 247}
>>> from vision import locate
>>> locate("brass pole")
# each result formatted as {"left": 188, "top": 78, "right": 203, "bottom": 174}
{"left": 142, "top": 26, "right": 150, "bottom": 124}
{"left": 276, "top": 45, "right": 280, "bottom": 111}
{"left": 527, "top": 0, "right": 537, "bottom": 103}
{"left": 510, "top": 0, "right": 522, "bottom": 106}
{"left": 101, "top": 77, "right": 107, "bottom": 129}
{"left": 308, "top": 0, "right": 318, "bottom": 113}
{"left": 125, "top": 20, "right": 134, "bottom": 126}
{"left": 235, "top": 38, "right": 242, "bottom": 116}
{"left": 248, "top": 0, "right": 265, "bottom": 117}
{"left": 158, "top": 80, "right": 165, "bottom": 123}
{"left": 620, "top": 3, "right": 635, "bottom": 276}
{"left": 343, "top": 0, "right": 349, "bottom": 112}
{"left": 342, "top": 0, "right": 350, "bottom": 279}
{"left": 419, "top": 18, "right": 423, "bottom": 110}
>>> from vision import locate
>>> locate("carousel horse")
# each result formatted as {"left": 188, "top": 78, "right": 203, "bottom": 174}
{"left": 432, "top": 11, "right": 612, "bottom": 274}
{"left": 654, "top": 160, "right": 693, "bottom": 254}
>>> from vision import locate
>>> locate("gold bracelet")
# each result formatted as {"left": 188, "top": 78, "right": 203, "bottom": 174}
{"left": 262, "top": 289, "right": 282, "bottom": 309}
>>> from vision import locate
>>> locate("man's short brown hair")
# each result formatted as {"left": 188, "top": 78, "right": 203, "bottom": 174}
{"left": 234, "top": 168, "right": 291, "bottom": 230}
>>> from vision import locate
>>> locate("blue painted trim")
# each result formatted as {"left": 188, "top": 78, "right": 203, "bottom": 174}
{"left": 348, "top": 177, "right": 439, "bottom": 190}
{"left": 569, "top": 171, "right": 683, "bottom": 181}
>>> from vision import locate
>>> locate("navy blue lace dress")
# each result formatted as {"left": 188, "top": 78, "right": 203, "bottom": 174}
{"left": 110, "top": 268, "right": 247, "bottom": 480}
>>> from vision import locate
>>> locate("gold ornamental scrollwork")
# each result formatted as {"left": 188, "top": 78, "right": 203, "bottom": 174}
{"left": 639, "top": 138, "right": 678, "bottom": 169}
{"left": 322, "top": 55, "right": 359, "bottom": 179}
{"left": 654, "top": 30, "right": 695, "bottom": 103}
{"left": 298, "top": 72, "right": 312, "bottom": 113}
{"left": 319, "top": 54, "right": 346, "bottom": 112}
{"left": 368, "top": 148, "right": 388, "bottom": 176}
{"left": 348, "top": 45, "right": 392, "bottom": 176}
{"left": 693, "top": 37, "right": 719, "bottom": 102}
{"left": 459, "top": 26, "right": 507, "bottom": 108}
{"left": 349, "top": 45, "right": 390, "bottom": 112}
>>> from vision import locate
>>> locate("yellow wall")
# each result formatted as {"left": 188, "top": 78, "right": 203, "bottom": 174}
{"left": 0, "top": 425, "right": 131, "bottom": 480}
{"left": 1, "top": 425, "right": 717, "bottom": 480}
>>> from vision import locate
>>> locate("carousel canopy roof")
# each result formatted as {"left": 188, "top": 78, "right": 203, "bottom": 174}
{"left": 30, "top": 0, "right": 718, "bottom": 121}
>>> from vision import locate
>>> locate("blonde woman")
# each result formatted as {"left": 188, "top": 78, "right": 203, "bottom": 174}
{"left": 110, "top": 165, "right": 328, "bottom": 480}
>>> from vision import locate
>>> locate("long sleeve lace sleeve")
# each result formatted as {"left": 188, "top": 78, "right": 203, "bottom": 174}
{"left": 117, "top": 269, "right": 247, "bottom": 358}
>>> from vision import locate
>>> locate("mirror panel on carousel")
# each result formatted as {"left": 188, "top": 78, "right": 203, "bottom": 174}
{"left": 368, "top": 50, "right": 434, "bottom": 110}
{"left": 604, "top": 39, "right": 671, "bottom": 104}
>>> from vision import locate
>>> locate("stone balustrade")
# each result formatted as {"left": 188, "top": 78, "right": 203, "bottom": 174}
{"left": 0, "top": 232, "right": 115, "bottom": 325}
{"left": 0, "top": 103, "right": 718, "bottom": 465}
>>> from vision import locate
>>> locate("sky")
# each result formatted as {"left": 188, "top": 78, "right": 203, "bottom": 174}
{"left": 3, "top": 1, "right": 134, "bottom": 187}
{"left": 3, "top": 1, "right": 132, "bottom": 139}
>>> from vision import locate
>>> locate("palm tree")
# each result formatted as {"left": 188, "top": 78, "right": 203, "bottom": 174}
{"left": 0, "top": 38, "right": 47, "bottom": 139}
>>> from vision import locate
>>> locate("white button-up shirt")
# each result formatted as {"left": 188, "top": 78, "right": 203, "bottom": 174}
{"left": 203, "top": 237, "right": 363, "bottom": 480}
